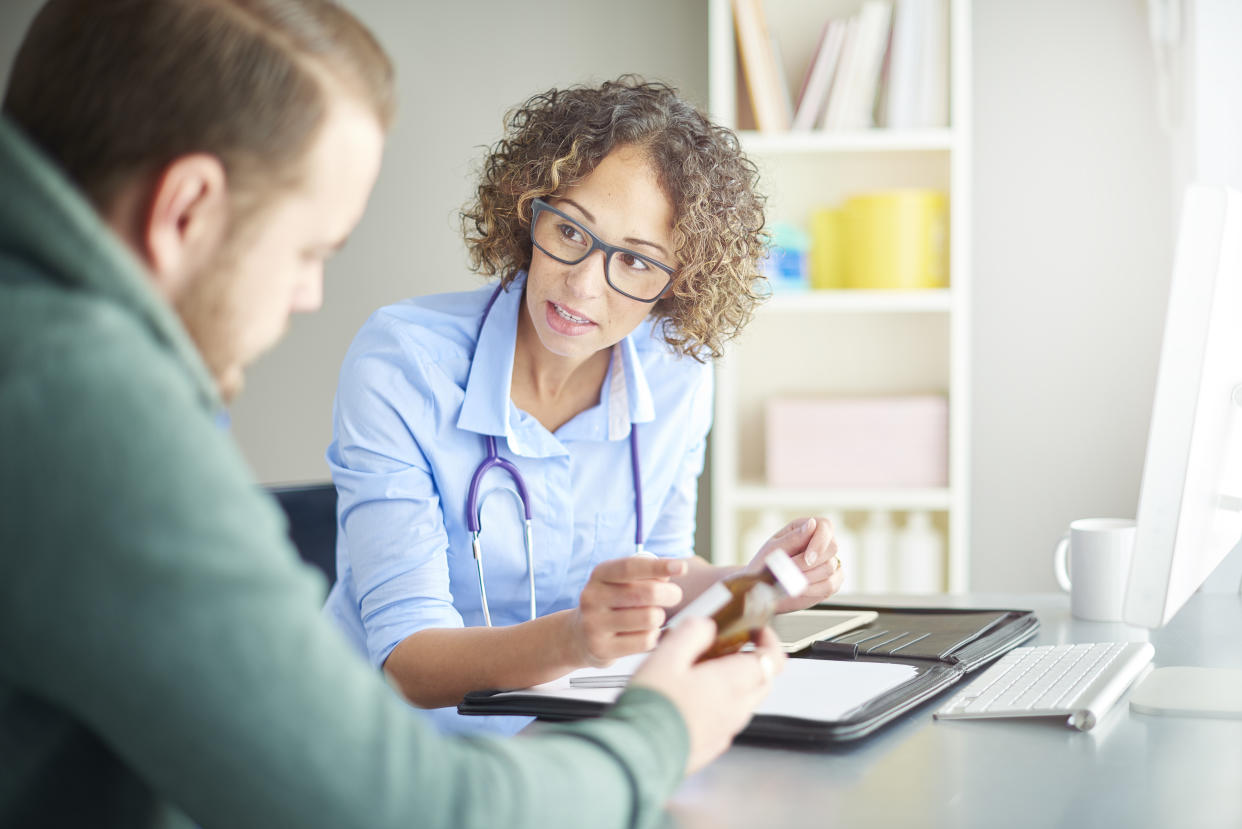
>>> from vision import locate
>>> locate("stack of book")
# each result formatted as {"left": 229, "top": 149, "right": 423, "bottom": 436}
{"left": 732, "top": 0, "right": 949, "bottom": 133}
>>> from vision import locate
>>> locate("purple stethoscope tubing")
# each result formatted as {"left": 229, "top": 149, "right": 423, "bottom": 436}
{"left": 466, "top": 282, "right": 646, "bottom": 626}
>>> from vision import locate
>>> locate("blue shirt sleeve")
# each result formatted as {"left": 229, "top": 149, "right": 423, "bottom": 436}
{"left": 642, "top": 360, "right": 714, "bottom": 558}
{"left": 328, "top": 318, "right": 466, "bottom": 667}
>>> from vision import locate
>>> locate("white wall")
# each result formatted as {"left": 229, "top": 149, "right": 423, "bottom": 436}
{"left": 1, "top": 0, "right": 1176, "bottom": 590}
{"left": 971, "top": 0, "right": 1172, "bottom": 590}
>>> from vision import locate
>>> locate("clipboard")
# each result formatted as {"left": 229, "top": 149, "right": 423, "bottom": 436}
{"left": 458, "top": 603, "right": 1039, "bottom": 744}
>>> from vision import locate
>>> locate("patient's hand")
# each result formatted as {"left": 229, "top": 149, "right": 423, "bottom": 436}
{"left": 631, "top": 618, "right": 784, "bottom": 774}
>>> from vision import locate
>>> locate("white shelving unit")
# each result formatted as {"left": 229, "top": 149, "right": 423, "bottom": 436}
{"left": 707, "top": 0, "right": 972, "bottom": 593}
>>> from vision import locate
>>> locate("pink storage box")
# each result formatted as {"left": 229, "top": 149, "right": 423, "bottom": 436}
{"left": 765, "top": 396, "right": 949, "bottom": 487}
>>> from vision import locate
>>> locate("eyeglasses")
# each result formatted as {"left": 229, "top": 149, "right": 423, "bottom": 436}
{"left": 529, "top": 198, "right": 675, "bottom": 303}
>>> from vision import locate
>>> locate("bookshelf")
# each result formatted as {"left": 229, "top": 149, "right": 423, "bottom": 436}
{"left": 706, "top": 0, "right": 972, "bottom": 594}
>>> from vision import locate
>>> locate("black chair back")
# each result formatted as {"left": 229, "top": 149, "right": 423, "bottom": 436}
{"left": 267, "top": 483, "right": 338, "bottom": 587}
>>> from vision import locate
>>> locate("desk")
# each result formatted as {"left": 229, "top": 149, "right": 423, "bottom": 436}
{"left": 665, "top": 592, "right": 1242, "bottom": 829}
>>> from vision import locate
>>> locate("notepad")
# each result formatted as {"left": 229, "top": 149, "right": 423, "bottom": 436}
{"left": 516, "top": 653, "right": 918, "bottom": 722}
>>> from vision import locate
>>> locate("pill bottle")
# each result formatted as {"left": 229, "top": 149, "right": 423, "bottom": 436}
{"left": 670, "top": 550, "right": 808, "bottom": 660}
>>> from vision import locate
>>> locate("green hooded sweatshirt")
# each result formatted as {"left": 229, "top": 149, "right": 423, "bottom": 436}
{"left": 0, "top": 115, "right": 688, "bottom": 829}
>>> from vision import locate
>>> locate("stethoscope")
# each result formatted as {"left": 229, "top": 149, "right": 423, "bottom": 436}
{"left": 466, "top": 284, "right": 646, "bottom": 627}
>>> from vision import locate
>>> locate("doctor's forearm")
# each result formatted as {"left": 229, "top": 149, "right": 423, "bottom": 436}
{"left": 383, "top": 611, "right": 584, "bottom": 709}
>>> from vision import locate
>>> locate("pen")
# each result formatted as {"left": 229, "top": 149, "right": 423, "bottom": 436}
{"left": 568, "top": 675, "right": 631, "bottom": 689}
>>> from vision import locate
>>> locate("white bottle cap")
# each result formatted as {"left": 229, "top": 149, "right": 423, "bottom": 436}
{"left": 764, "top": 549, "right": 809, "bottom": 598}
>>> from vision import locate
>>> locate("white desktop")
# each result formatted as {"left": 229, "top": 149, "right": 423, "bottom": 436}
{"left": 1123, "top": 183, "right": 1242, "bottom": 718}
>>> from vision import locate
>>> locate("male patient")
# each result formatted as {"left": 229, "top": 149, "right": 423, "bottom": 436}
{"left": 0, "top": 1, "right": 784, "bottom": 827}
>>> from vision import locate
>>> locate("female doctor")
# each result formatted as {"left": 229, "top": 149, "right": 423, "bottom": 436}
{"left": 324, "top": 78, "right": 844, "bottom": 733}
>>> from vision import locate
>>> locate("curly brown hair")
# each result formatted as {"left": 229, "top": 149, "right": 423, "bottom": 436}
{"left": 461, "top": 76, "right": 768, "bottom": 361}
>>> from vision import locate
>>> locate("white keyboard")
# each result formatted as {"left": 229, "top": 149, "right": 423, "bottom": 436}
{"left": 934, "top": 641, "right": 1155, "bottom": 731}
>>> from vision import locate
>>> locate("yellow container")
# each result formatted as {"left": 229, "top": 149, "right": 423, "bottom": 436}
{"left": 808, "top": 207, "right": 846, "bottom": 290}
{"left": 843, "top": 190, "right": 949, "bottom": 290}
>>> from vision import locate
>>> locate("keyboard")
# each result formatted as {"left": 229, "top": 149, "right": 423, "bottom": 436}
{"left": 934, "top": 641, "right": 1155, "bottom": 731}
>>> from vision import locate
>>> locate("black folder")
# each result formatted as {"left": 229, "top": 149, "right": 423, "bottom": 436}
{"left": 458, "top": 604, "right": 1039, "bottom": 745}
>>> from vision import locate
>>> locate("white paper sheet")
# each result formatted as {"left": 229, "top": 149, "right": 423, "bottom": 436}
{"left": 754, "top": 658, "right": 917, "bottom": 720}
{"left": 496, "top": 654, "right": 919, "bottom": 722}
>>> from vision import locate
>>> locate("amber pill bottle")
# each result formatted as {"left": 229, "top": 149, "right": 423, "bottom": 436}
{"left": 669, "top": 550, "right": 808, "bottom": 661}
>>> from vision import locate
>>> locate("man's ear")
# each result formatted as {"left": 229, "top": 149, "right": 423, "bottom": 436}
{"left": 142, "top": 154, "right": 229, "bottom": 298}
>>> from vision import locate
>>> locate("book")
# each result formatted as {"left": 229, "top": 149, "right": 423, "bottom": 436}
{"left": 791, "top": 19, "right": 847, "bottom": 132}
{"left": 917, "top": 0, "right": 949, "bottom": 127}
{"left": 820, "top": 14, "right": 861, "bottom": 130}
{"left": 768, "top": 31, "right": 796, "bottom": 129}
{"left": 824, "top": 1, "right": 894, "bottom": 131}
{"left": 792, "top": 20, "right": 830, "bottom": 117}
{"left": 731, "top": 0, "right": 790, "bottom": 132}
{"left": 883, "top": 0, "right": 924, "bottom": 128}
{"left": 884, "top": 0, "right": 949, "bottom": 129}
{"left": 849, "top": 0, "right": 895, "bottom": 130}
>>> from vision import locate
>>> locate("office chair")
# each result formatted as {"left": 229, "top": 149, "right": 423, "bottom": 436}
{"left": 267, "top": 483, "right": 338, "bottom": 587}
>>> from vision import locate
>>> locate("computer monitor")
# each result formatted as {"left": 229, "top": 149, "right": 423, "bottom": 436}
{"left": 1122, "top": 184, "right": 1242, "bottom": 718}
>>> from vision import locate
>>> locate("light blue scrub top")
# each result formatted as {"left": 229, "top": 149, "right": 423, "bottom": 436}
{"left": 322, "top": 273, "right": 712, "bottom": 734}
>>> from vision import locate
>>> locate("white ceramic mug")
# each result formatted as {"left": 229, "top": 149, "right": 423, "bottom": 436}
{"left": 1053, "top": 518, "right": 1136, "bottom": 621}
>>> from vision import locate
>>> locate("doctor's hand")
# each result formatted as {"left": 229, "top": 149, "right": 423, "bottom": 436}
{"left": 569, "top": 556, "right": 687, "bottom": 668}
{"left": 630, "top": 617, "right": 784, "bottom": 775}
{"left": 748, "top": 516, "right": 844, "bottom": 613}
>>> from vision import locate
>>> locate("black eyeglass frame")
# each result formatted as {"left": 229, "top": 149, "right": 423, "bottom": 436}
{"left": 529, "top": 198, "right": 676, "bottom": 303}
